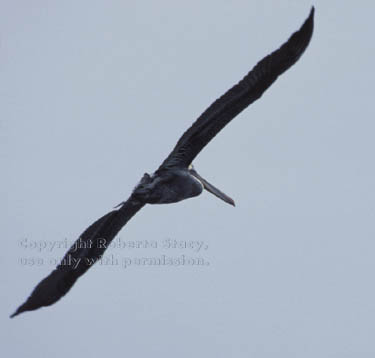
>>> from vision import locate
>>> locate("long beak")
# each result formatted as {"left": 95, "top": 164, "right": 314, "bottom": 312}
{"left": 190, "top": 170, "right": 235, "bottom": 207}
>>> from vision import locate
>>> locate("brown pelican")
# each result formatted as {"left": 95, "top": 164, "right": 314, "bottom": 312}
{"left": 11, "top": 8, "right": 314, "bottom": 317}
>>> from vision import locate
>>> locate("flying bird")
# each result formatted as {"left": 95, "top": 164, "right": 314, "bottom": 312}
{"left": 11, "top": 8, "right": 314, "bottom": 317}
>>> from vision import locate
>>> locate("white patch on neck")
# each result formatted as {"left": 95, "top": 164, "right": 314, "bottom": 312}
{"left": 190, "top": 173, "right": 204, "bottom": 189}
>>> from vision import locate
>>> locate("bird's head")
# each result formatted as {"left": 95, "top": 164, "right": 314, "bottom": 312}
{"left": 188, "top": 164, "right": 235, "bottom": 206}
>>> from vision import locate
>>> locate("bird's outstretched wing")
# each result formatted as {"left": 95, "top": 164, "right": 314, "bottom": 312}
{"left": 159, "top": 7, "right": 314, "bottom": 170}
{"left": 11, "top": 197, "right": 145, "bottom": 317}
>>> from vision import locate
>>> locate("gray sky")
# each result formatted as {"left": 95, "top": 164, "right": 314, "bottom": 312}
{"left": 2, "top": 1, "right": 375, "bottom": 357}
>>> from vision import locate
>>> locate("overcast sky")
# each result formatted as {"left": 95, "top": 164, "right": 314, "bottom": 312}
{"left": 2, "top": 1, "right": 375, "bottom": 357}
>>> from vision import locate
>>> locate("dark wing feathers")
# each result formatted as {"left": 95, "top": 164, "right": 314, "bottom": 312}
{"left": 159, "top": 7, "right": 314, "bottom": 169}
{"left": 11, "top": 198, "right": 145, "bottom": 317}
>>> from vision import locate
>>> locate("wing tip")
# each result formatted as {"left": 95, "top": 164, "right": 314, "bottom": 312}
{"left": 10, "top": 304, "right": 27, "bottom": 318}
{"left": 283, "top": 5, "right": 315, "bottom": 61}
{"left": 305, "top": 5, "right": 315, "bottom": 33}
{"left": 300, "top": 6, "right": 315, "bottom": 36}
{"left": 9, "top": 311, "right": 18, "bottom": 319}
{"left": 308, "top": 5, "right": 315, "bottom": 25}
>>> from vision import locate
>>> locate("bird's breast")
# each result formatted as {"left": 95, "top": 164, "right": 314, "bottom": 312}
{"left": 146, "top": 170, "right": 203, "bottom": 204}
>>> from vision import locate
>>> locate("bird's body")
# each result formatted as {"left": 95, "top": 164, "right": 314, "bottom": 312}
{"left": 132, "top": 168, "right": 204, "bottom": 205}
{"left": 11, "top": 8, "right": 314, "bottom": 318}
